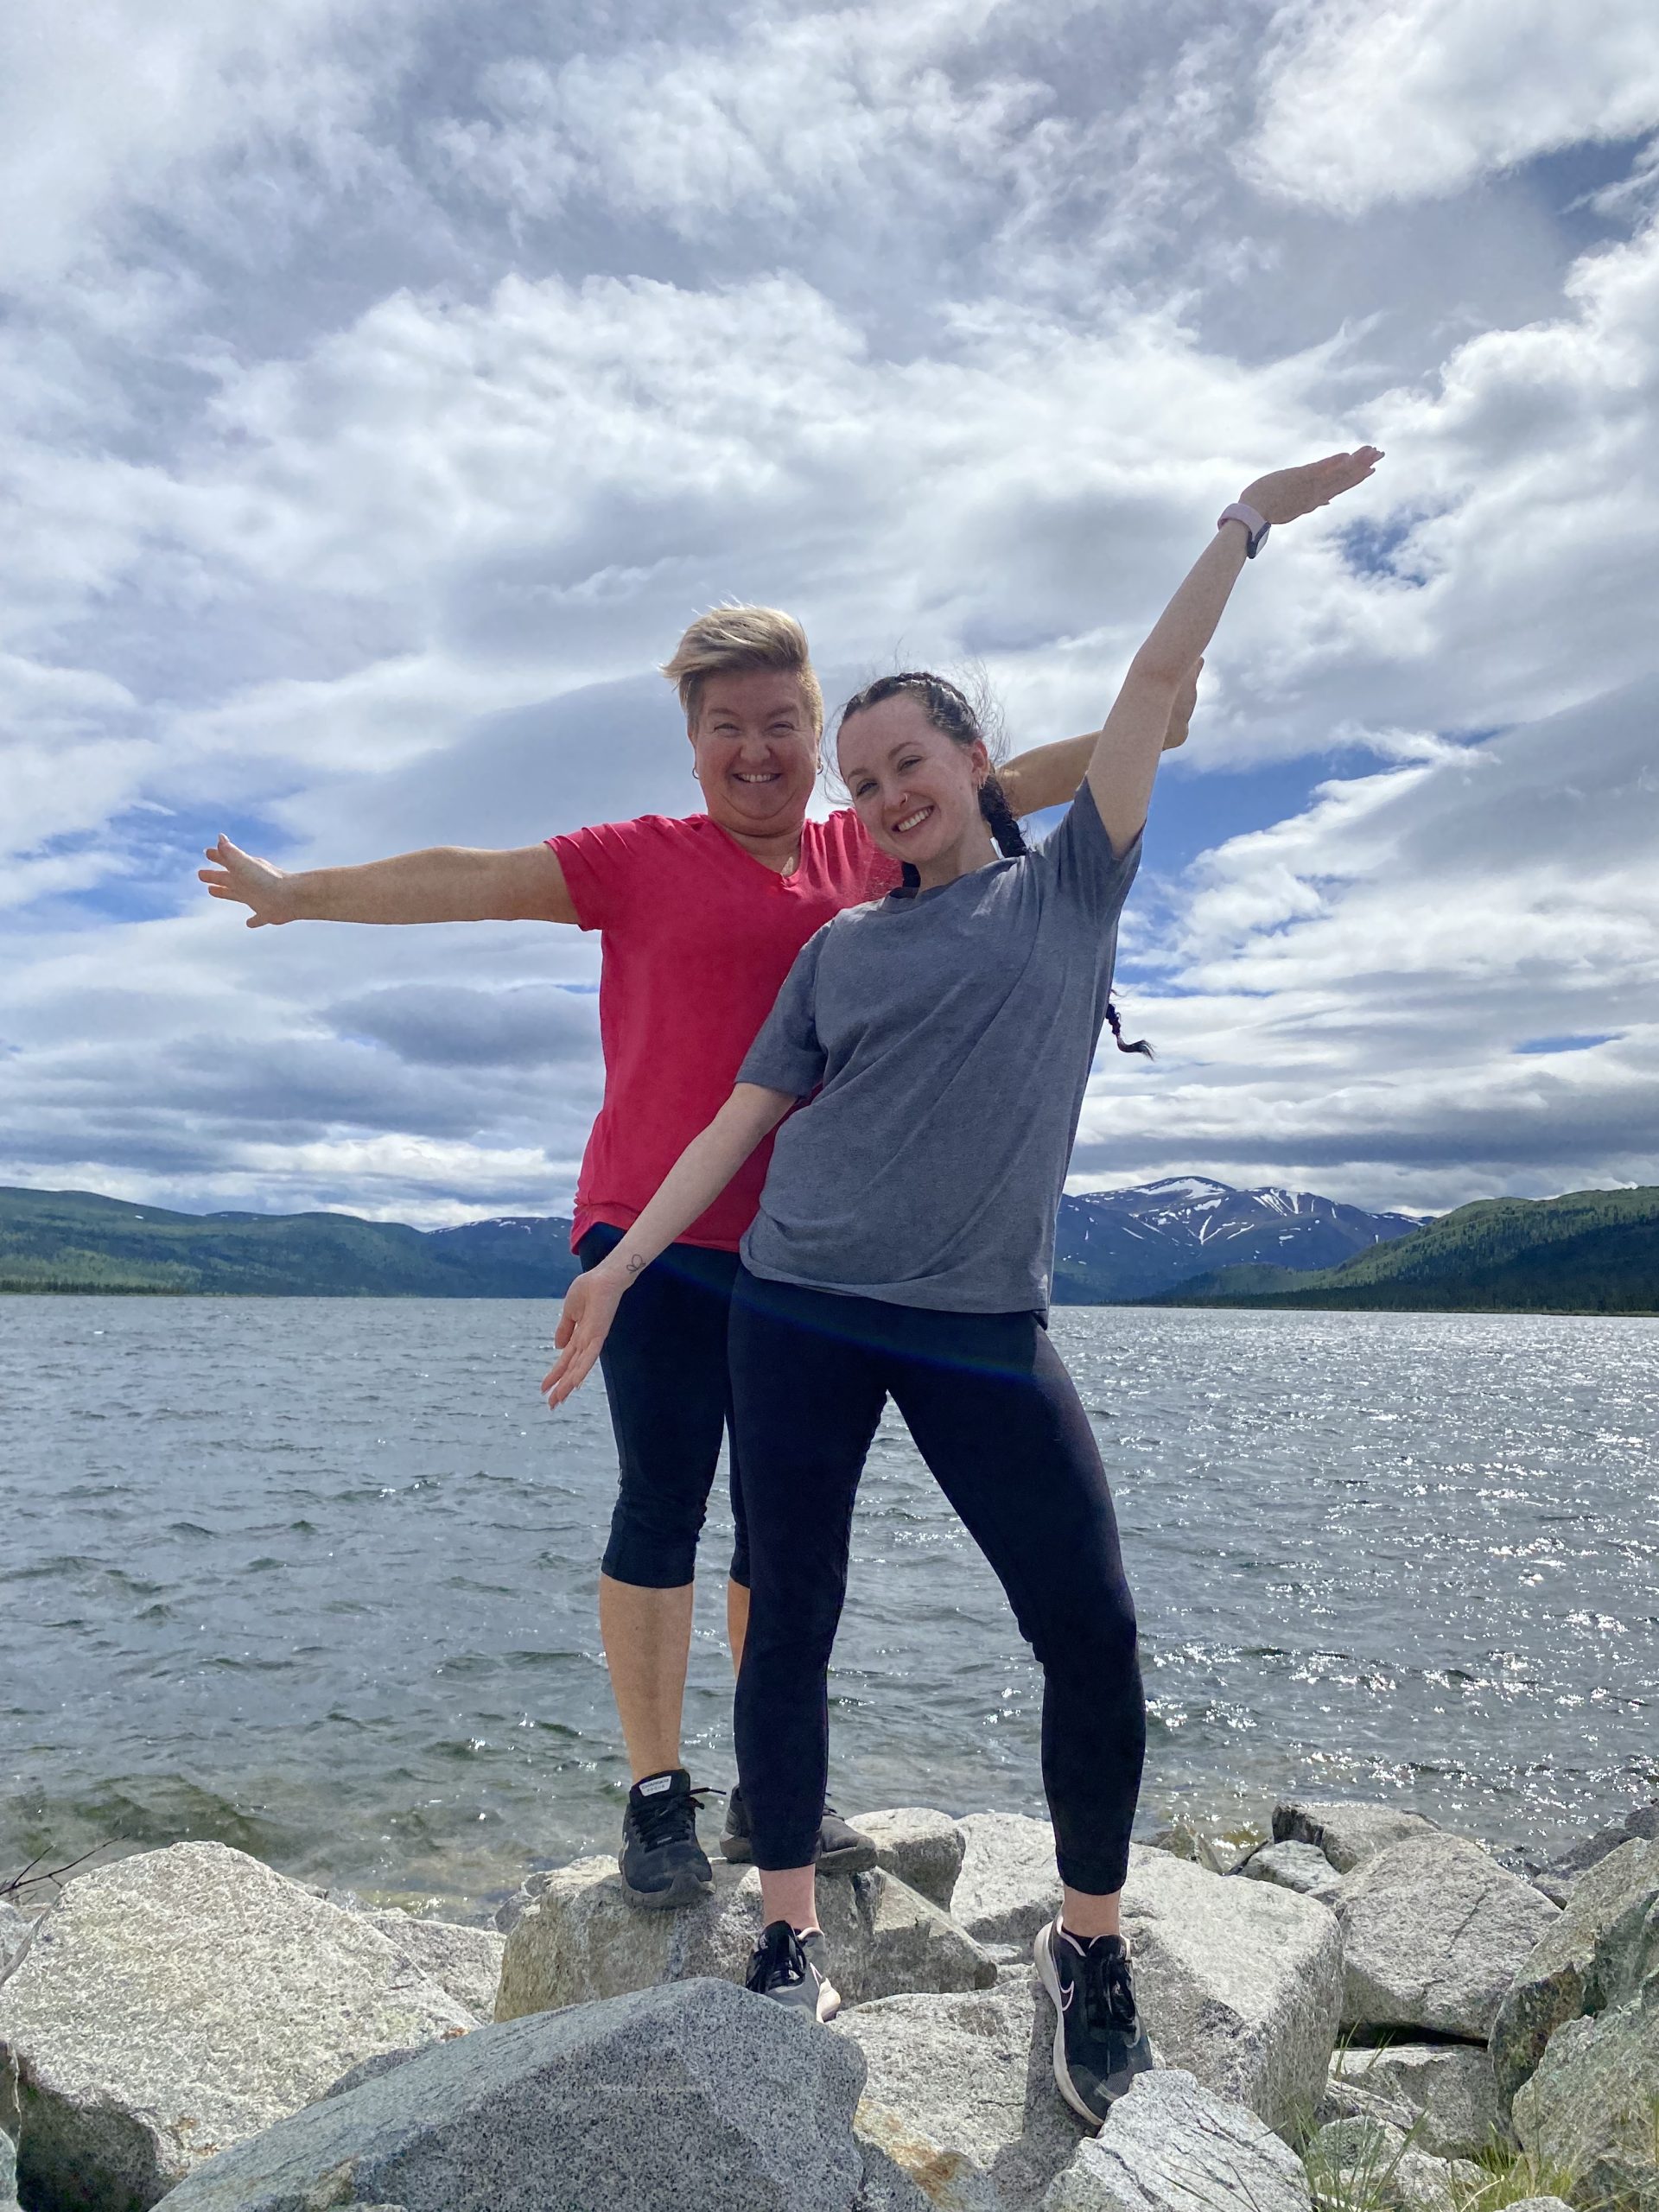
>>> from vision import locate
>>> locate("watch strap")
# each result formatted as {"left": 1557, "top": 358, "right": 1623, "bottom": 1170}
{"left": 1217, "top": 500, "right": 1271, "bottom": 557}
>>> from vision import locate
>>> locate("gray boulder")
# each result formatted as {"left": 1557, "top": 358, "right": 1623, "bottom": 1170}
{"left": 0, "top": 1842, "right": 474, "bottom": 2209}
{"left": 1491, "top": 1836, "right": 1659, "bottom": 2101}
{"left": 1273, "top": 1798, "right": 1438, "bottom": 1873}
{"left": 952, "top": 1815, "right": 1063, "bottom": 1947}
{"left": 156, "top": 1978, "right": 866, "bottom": 2212}
{"left": 854, "top": 1808, "right": 965, "bottom": 1912}
{"left": 1497, "top": 2202, "right": 1574, "bottom": 2211}
{"left": 496, "top": 1856, "right": 995, "bottom": 2020}
{"left": 838, "top": 1976, "right": 1089, "bottom": 2211}
{"left": 1120, "top": 1847, "right": 1344, "bottom": 2130}
{"left": 1042, "top": 2069, "right": 1312, "bottom": 2211}
{"left": 361, "top": 1911, "right": 506, "bottom": 2022}
{"left": 1550, "top": 1799, "right": 1659, "bottom": 1876}
{"left": 0, "top": 1904, "right": 35, "bottom": 1989}
{"left": 1511, "top": 1895, "right": 1659, "bottom": 2212}
{"left": 1241, "top": 1841, "right": 1344, "bottom": 1904}
{"left": 1306, "top": 2117, "right": 1484, "bottom": 2212}
{"left": 1322, "top": 2041, "right": 1511, "bottom": 2159}
{"left": 1333, "top": 1833, "right": 1560, "bottom": 2037}
{"left": 855, "top": 2136, "right": 938, "bottom": 2212}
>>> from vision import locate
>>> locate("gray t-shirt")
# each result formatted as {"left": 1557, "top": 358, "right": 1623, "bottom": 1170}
{"left": 736, "top": 779, "right": 1141, "bottom": 1313}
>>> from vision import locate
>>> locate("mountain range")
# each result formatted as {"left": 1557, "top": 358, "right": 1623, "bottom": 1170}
{"left": 0, "top": 1178, "right": 1416, "bottom": 1302}
{"left": 1157, "top": 1185, "right": 1659, "bottom": 1315}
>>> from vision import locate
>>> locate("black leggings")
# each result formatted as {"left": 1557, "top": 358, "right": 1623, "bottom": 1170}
{"left": 728, "top": 1268, "right": 1145, "bottom": 1896}
{"left": 577, "top": 1226, "right": 749, "bottom": 1590}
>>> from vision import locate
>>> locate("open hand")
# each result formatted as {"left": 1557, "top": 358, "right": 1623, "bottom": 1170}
{"left": 1240, "top": 447, "right": 1382, "bottom": 527}
{"left": 542, "top": 1267, "right": 628, "bottom": 1408}
{"left": 1162, "top": 658, "right": 1203, "bottom": 751}
{"left": 199, "top": 836, "right": 299, "bottom": 927}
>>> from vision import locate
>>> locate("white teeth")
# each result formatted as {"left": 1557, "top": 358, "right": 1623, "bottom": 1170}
{"left": 894, "top": 806, "right": 932, "bottom": 834}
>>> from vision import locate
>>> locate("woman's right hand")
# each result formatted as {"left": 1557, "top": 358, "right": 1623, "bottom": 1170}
{"left": 1239, "top": 447, "right": 1382, "bottom": 527}
{"left": 542, "top": 1265, "right": 630, "bottom": 1408}
{"left": 199, "top": 836, "right": 302, "bottom": 926}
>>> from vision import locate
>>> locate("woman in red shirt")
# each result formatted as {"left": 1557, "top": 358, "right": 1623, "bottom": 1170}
{"left": 200, "top": 606, "right": 1195, "bottom": 1904}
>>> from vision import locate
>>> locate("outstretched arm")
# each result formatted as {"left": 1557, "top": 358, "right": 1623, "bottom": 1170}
{"left": 540, "top": 1082, "right": 795, "bottom": 1408}
{"left": 198, "top": 838, "right": 578, "bottom": 926}
{"left": 997, "top": 678, "right": 1198, "bottom": 817}
{"left": 1087, "top": 449, "right": 1382, "bottom": 851}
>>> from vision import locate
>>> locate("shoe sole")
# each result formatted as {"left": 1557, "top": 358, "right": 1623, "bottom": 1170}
{"left": 1033, "top": 1921, "right": 1153, "bottom": 2130}
{"left": 618, "top": 1861, "right": 715, "bottom": 1911}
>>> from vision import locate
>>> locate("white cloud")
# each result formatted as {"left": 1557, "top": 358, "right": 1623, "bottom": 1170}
{"left": 1244, "top": 0, "right": 1659, "bottom": 213}
{"left": 3, "top": 0, "right": 1656, "bottom": 1222}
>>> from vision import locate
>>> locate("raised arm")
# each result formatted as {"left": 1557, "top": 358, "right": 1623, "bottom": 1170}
{"left": 1087, "top": 448, "right": 1382, "bottom": 851}
{"left": 998, "top": 679, "right": 1198, "bottom": 817}
{"left": 198, "top": 838, "right": 577, "bottom": 926}
{"left": 540, "top": 1082, "right": 795, "bottom": 1408}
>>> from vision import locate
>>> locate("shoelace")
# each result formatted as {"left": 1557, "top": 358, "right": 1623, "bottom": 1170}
{"left": 1077, "top": 1940, "right": 1139, "bottom": 2038}
{"left": 630, "top": 1783, "right": 719, "bottom": 1852}
{"left": 745, "top": 1920, "right": 807, "bottom": 1995}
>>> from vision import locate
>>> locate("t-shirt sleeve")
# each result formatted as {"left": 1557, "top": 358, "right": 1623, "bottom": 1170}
{"left": 544, "top": 818, "right": 651, "bottom": 933}
{"left": 1036, "top": 779, "right": 1143, "bottom": 925}
{"left": 736, "top": 929, "right": 830, "bottom": 1097}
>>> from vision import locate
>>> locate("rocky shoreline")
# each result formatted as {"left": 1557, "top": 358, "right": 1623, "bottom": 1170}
{"left": 2, "top": 1793, "right": 1656, "bottom": 2211}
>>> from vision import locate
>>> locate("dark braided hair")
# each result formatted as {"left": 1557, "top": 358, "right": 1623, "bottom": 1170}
{"left": 836, "top": 669, "right": 1153, "bottom": 1056}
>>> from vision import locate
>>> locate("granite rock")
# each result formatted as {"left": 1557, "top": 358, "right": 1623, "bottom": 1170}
{"left": 361, "top": 1912, "right": 505, "bottom": 2022}
{"left": 1491, "top": 1836, "right": 1659, "bottom": 2102}
{"left": 1549, "top": 1799, "right": 1659, "bottom": 1877}
{"left": 0, "top": 1842, "right": 474, "bottom": 2210}
{"left": 1273, "top": 1799, "right": 1438, "bottom": 1874}
{"left": 1511, "top": 1898, "right": 1659, "bottom": 2212}
{"left": 1041, "top": 2069, "right": 1312, "bottom": 2212}
{"left": 854, "top": 1809, "right": 966, "bottom": 1913}
{"left": 1496, "top": 2202, "right": 1574, "bottom": 2211}
{"left": 0, "top": 1904, "right": 35, "bottom": 1990}
{"left": 1241, "top": 1840, "right": 1344, "bottom": 1904}
{"left": 1306, "top": 2117, "right": 1484, "bottom": 2212}
{"left": 952, "top": 1815, "right": 1063, "bottom": 1948}
{"left": 2, "top": 2126, "right": 17, "bottom": 2212}
{"left": 1322, "top": 2040, "right": 1511, "bottom": 2159}
{"left": 838, "top": 1975, "right": 1089, "bottom": 2212}
{"left": 1120, "top": 1846, "right": 1344, "bottom": 2130}
{"left": 155, "top": 1978, "right": 866, "bottom": 2212}
{"left": 1333, "top": 1833, "right": 1560, "bottom": 2037}
{"left": 855, "top": 2135, "right": 939, "bottom": 2212}
{"left": 495, "top": 1856, "right": 995, "bottom": 2020}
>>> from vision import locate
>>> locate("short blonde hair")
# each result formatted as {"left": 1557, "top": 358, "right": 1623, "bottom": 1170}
{"left": 660, "top": 604, "right": 824, "bottom": 734}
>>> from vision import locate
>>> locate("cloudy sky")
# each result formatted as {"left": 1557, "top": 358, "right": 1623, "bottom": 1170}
{"left": 3, "top": 0, "right": 1656, "bottom": 1227}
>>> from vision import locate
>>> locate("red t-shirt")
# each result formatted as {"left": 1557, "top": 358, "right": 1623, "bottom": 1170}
{"left": 549, "top": 810, "right": 899, "bottom": 1251}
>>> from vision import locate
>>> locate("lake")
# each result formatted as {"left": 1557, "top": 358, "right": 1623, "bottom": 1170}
{"left": 2, "top": 1298, "right": 1654, "bottom": 1909}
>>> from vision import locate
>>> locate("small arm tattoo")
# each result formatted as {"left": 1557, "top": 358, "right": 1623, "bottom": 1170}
{"left": 624, "top": 1253, "right": 647, "bottom": 1278}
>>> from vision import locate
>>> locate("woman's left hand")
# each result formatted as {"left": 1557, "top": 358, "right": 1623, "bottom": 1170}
{"left": 1161, "top": 658, "right": 1203, "bottom": 751}
{"left": 541, "top": 1267, "right": 628, "bottom": 1408}
{"left": 1240, "top": 447, "right": 1382, "bottom": 526}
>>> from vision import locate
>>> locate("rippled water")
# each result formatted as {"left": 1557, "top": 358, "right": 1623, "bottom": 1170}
{"left": 2, "top": 1298, "right": 1655, "bottom": 1909}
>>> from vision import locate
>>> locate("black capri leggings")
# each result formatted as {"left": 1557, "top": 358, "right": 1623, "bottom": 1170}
{"left": 577, "top": 1226, "right": 749, "bottom": 1591}
{"left": 728, "top": 1268, "right": 1145, "bottom": 1897}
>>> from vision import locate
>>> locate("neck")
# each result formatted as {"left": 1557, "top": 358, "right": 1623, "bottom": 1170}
{"left": 912, "top": 815, "right": 998, "bottom": 892}
{"left": 712, "top": 814, "right": 805, "bottom": 875}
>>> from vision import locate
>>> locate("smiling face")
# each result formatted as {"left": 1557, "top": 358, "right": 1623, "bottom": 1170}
{"left": 690, "top": 668, "right": 821, "bottom": 840}
{"left": 836, "top": 695, "right": 993, "bottom": 876}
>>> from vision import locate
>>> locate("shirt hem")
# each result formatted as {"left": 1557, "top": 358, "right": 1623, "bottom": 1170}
{"left": 737, "top": 1250, "right": 1049, "bottom": 1318}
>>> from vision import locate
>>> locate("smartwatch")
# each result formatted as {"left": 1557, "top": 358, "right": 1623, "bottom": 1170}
{"left": 1217, "top": 501, "right": 1271, "bottom": 558}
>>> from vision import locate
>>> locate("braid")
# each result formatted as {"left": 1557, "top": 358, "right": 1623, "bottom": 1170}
{"left": 978, "top": 772, "right": 1028, "bottom": 859}
{"left": 1105, "top": 996, "right": 1154, "bottom": 1058}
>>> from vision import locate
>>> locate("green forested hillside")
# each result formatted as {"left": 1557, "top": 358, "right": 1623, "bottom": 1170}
{"left": 1160, "top": 1186, "right": 1659, "bottom": 1313}
{"left": 0, "top": 1187, "right": 580, "bottom": 1297}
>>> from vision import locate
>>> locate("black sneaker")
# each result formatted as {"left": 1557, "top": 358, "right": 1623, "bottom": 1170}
{"left": 618, "top": 1769, "right": 715, "bottom": 1910}
{"left": 744, "top": 1918, "right": 841, "bottom": 2022}
{"left": 1033, "top": 1916, "right": 1155, "bottom": 2126}
{"left": 720, "top": 1785, "right": 879, "bottom": 1875}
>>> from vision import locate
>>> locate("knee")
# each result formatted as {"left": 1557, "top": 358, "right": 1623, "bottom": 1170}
{"left": 602, "top": 1486, "right": 707, "bottom": 1591}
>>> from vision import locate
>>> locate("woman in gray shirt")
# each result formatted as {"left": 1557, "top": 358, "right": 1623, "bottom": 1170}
{"left": 545, "top": 445, "right": 1382, "bottom": 2125}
